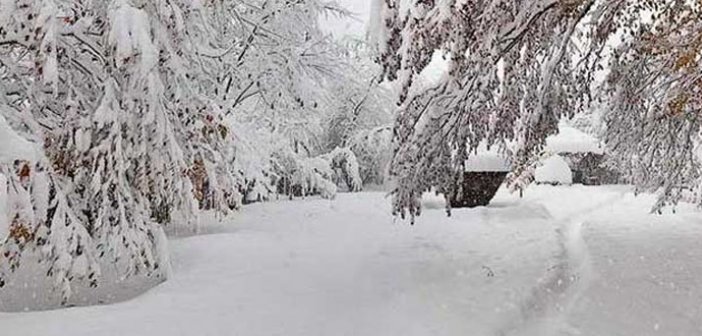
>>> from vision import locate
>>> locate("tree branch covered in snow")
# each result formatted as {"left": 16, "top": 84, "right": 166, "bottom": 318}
{"left": 373, "top": 0, "right": 702, "bottom": 218}
{"left": 374, "top": 0, "right": 601, "bottom": 219}
{"left": 602, "top": 1, "right": 702, "bottom": 210}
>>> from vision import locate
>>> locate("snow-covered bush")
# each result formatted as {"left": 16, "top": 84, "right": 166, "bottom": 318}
{"left": 535, "top": 156, "right": 573, "bottom": 186}
{"left": 272, "top": 150, "right": 336, "bottom": 199}
{"left": 272, "top": 147, "right": 362, "bottom": 199}
{"left": 239, "top": 172, "right": 274, "bottom": 206}
{"left": 324, "top": 147, "right": 363, "bottom": 192}
{"left": 349, "top": 126, "right": 393, "bottom": 186}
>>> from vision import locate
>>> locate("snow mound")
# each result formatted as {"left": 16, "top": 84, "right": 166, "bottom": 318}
{"left": 546, "top": 124, "right": 604, "bottom": 155}
{"left": 535, "top": 156, "right": 572, "bottom": 185}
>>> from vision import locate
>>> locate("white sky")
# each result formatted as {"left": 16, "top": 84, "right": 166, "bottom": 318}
{"left": 320, "top": 0, "right": 373, "bottom": 38}
{"left": 321, "top": 0, "right": 448, "bottom": 85}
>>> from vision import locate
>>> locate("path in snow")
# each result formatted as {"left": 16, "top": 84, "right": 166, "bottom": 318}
{"left": 0, "top": 192, "right": 561, "bottom": 336}
{"left": 500, "top": 186, "right": 702, "bottom": 336}
{"left": 569, "top": 191, "right": 702, "bottom": 335}
{"left": 495, "top": 193, "right": 624, "bottom": 336}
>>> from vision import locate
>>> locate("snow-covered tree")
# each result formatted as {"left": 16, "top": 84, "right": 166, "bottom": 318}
{"left": 321, "top": 40, "right": 394, "bottom": 185}
{"left": 0, "top": 111, "right": 100, "bottom": 303}
{"left": 373, "top": 0, "right": 603, "bottom": 219}
{"left": 219, "top": 0, "right": 351, "bottom": 148}
{"left": 221, "top": 2, "right": 392, "bottom": 192}
{"left": 373, "top": 0, "right": 702, "bottom": 217}
{"left": 322, "top": 40, "right": 393, "bottom": 150}
{"left": 0, "top": 0, "right": 109, "bottom": 302}
{"left": 602, "top": 1, "right": 702, "bottom": 210}
{"left": 0, "top": 0, "right": 244, "bottom": 300}
{"left": 1, "top": 0, "right": 385, "bottom": 302}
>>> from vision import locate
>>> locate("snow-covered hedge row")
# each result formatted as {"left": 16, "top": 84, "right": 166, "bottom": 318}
{"left": 272, "top": 147, "right": 363, "bottom": 200}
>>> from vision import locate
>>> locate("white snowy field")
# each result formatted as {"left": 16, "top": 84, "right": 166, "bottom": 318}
{"left": 1, "top": 186, "right": 702, "bottom": 336}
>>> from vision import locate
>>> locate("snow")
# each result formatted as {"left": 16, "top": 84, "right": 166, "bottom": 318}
{"left": 327, "top": 0, "right": 448, "bottom": 86}
{"left": 0, "top": 114, "right": 37, "bottom": 164}
{"left": 546, "top": 123, "right": 604, "bottom": 155}
{"left": 108, "top": 1, "right": 158, "bottom": 73}
{"left": 0, "top": 0, "right": 14, "bottom": 28}
{"left": 0, "top": 172, "right": 7, "bottom": 239}
{"left": 320, "top": 0, "right": 371, "bottom": 38}
{"left": 2, "top": 187, "right": 702, "bottom": 335}
{"left": 0, "top": 113, "right": 37, "bottom": 239}
{"left": 465, "top": 149, "right": 511, "bottom": 172}
{"left": 535, "top": 155, "right": 573, "bottom": 185}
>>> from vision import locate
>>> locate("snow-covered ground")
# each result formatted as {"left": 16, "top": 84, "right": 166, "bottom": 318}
{"left": 2, "top": 186, "right": 701, "bottom": 336}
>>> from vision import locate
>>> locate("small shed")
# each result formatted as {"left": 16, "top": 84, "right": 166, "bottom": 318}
{"left": 544, "top": 124, "right": 619, "bottom": 185}
{"left": 449, "top": 149, "right": 511, "bottom": 208}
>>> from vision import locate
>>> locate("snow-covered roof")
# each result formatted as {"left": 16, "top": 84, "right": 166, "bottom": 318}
{"left": 464, "top": 146, "right": 511, "bottom": 172}
{"left": 546, "top": 124, "right": 604, "bottom": 155}
{"left": 461, "top": 123, "right": 600, "bottom": 172}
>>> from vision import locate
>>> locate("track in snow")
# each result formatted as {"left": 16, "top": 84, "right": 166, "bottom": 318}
{"left": 495, "top": 194, "right": 624, "bottom": 336}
